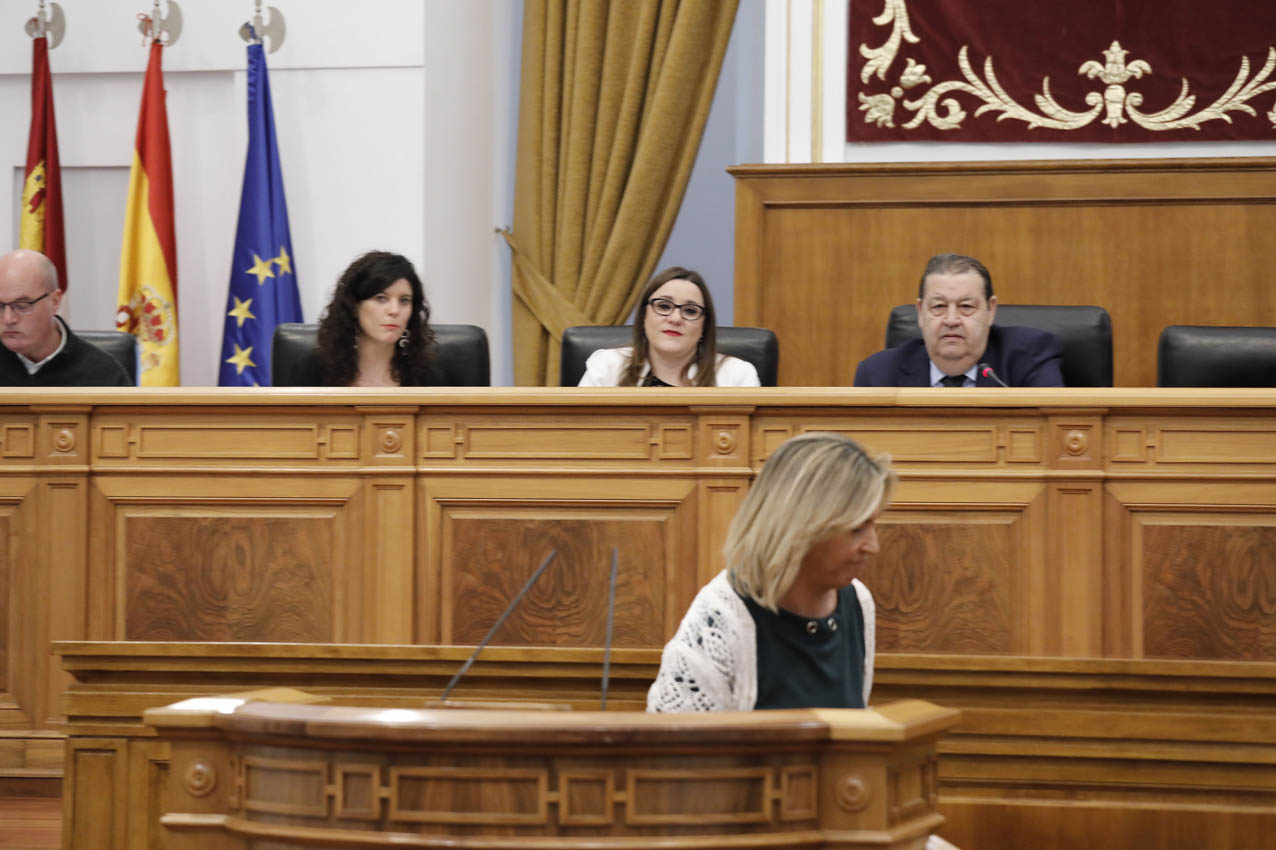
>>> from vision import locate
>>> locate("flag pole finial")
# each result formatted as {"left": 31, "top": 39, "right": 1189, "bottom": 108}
{"left": 238, "top": 3, "right": 286, "bottom": 54}
{"left": 137, "top": 0, "right": 181, "bottom": 47}
{"left": 24, "top": 1, "right": 65, "bottom": 49}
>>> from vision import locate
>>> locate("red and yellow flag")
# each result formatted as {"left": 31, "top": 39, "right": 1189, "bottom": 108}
{"left": 116, "top": 42, "right": 179, "bottom": 385}
{"left": 20, "top": 34, "right": 66, "bottom": 290}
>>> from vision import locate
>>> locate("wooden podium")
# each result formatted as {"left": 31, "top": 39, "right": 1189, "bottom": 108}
{"left": 143, "top": 692, "right": 960, "bottom": 849}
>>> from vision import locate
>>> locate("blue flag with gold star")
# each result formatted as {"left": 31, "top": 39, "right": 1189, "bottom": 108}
{"left": 218, "top": 42, "right": 301, "bottom": 386}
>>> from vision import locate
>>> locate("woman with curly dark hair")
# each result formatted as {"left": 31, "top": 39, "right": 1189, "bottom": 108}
{"left": 316, "top": 251, "right": 438, "bottom": 386}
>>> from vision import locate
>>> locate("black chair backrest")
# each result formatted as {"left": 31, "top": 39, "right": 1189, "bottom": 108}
{"left": 271, "top": 323, "right": 490, "bottom": 386}
{"left": 560, "top": 326, "right": 779, "bottom": 387}
{"left": 79, "top": 330, "right": 138, "bottom": 384}
{"left": 885, "top": 304, "right": 1113, "bottom": 387}
{"left": 1158, "top": 325, "right": 1276, "bottom": 387}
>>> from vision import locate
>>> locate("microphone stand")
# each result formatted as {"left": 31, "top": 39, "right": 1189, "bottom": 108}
{"left": 440, "top": 548, "right": 559, "bottom": 702}
{"left": 979, "top": 362, "right": 1010, "bottom": 387}
{"left": 600, "top": 546, "right": 618, "bottom": 710}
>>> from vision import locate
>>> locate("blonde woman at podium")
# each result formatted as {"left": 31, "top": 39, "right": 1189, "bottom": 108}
{"left": 648, "top": 432, "right": 961, "bottom": 850}
{"left": 649, "top": 431, "right": 890, "bottom": 713}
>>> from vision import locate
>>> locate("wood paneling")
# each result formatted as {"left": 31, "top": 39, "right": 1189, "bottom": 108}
{"left": 52, "top": 642, "right": 671, "bottom": 847}
{"left": 0, "top": 507, "right": 11, "bottom": 705}
{"left": 447, "top": 516, "right": 667, "bottom": 647}
{"left": 143, "top": 693, "right": 956, "bottom": 849}
{"left": 0, "top": 388, "right": 1273, "bottom": 848}
{"left": 1141, "top": 519, "right": 1276, "bottom": 661}
{"left": 62, "top": 741, "right": 125, "bottom": 850}
{"left": 123, "top": 515, "right": 335, "bottom": 642}
{"left": 875, "top": 511, "right": 1020, "bottom": 654}
{"left": 427, "top": 476, "right": 699, "bottom": 648}
{"left": 732, "top": 158, "right": 1276, "bottom": 387}
{"left": 53, "top": 644, "right": 1276, "bottom": 850}
{"left": 1, "top": 476, "right": 39, "bottom": 734}
{"left": 874, "top": 654, "right": 1276, "bottom": 850}
{"left": 941, "top": 803, "right": 1275, "bottom": 850}
{"left": 90, "top": 474, "right": 363, "bottom": 644}
{"left": 0, "top": 795, "right": 60, "bottom": 850}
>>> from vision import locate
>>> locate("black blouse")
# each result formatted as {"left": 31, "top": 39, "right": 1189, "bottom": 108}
{"left": 742, "top": 584, "right": 866, "bottom": 709}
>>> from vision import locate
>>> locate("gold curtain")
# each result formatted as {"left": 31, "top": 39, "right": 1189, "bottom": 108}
{"left": 507, "top": 0, "right": 740, "bottom": 385}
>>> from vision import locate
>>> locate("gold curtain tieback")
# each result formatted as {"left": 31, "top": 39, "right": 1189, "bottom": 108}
{"left": 499, "top": 228, "right": 594, "bottom": 342}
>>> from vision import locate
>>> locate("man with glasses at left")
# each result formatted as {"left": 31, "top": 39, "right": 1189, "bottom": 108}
{"left": 0, "top": 250, "right": 130, "bottom": 386}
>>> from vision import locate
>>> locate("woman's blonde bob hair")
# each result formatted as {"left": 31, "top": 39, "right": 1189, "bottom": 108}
{"left": 725, "top": 432, "right": 895, "bottom": 611}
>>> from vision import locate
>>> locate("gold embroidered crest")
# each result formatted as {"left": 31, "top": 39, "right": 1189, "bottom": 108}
{"left": 858, "top": 0, "right": 1276, "bottom": 134}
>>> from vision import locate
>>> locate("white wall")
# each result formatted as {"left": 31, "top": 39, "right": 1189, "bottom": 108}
{"left": 424, "top": 0, "right": 520, "bottom": 385}
{"left": 3, "top": 0, "right": 521, "bottom": 386}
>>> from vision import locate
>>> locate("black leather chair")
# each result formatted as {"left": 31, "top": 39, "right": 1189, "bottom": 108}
{"left": 560, "top": 326, "right": 779, "bottom": 387}
{"left": 271, "top": 323, "right": 491, "bottom": 386}
{"left": 79, "top": 330, "right": 138, "bottom": 385}
{"left": 1158, "top": 325, "right": 1276, "bottom": 387}
{"left": 885, "top": 304, "right": 1114, "bottom": 387}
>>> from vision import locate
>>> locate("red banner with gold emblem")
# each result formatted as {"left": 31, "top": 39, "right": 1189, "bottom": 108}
{"left": 19, "top": 35, "right": 66, "bottom": 289}
{"left": 848, "top": 0, "right": 1276, "bottom": 142}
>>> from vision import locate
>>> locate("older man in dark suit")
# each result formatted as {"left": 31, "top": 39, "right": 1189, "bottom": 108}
{"left": 853, "top": 253, "right": 1063, "bottom": 388}
{"left": 0, "top": 249, "right": 131, "bottom": 386}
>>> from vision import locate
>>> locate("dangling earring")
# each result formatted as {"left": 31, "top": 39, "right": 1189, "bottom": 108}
{"left": 398, "top": 329, "right": 410, "bottom": 349}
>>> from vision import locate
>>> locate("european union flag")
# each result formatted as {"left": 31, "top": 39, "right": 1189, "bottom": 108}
{"left": 219, "top": 42, "right": 301, "bottom": 386}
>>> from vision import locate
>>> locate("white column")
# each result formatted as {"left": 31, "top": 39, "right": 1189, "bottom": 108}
{"left": 763, "top": 0, "right": 848, "bottom": 164}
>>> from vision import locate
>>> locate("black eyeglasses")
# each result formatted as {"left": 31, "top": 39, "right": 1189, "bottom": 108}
{"left": 0, "top": 291, "right": 52, "bottom": 316}
{"left": 647, "top": 297, "right": 705, "bottom": 322}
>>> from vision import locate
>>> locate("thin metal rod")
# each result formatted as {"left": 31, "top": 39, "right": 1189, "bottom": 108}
{"left": 440, "top": 549, "right": 559, "bottom": 702}
{"left": 600, "top": 546, "right": 618, "bottom": 710}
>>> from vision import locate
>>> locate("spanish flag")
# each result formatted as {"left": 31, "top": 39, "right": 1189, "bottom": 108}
{"left": 116, "top": 42, "right": 179, "bottom": 386}
{"left": 20, "top": 33, "right": 66, "bottom": 290}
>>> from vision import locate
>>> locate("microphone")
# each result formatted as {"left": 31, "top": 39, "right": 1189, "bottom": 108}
{"left": 600, "top": 546, "right": 618, "bottom": 710}
{"left": 440, "top": 548, "right": 559, "bottom": 702}
{"left": 979, "top": 363, "right": 1009, "bottom": 387}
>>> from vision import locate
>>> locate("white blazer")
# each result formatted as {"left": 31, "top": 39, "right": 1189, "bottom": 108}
{"left": 577, "top": 347, "right": 761, "bottom": 387}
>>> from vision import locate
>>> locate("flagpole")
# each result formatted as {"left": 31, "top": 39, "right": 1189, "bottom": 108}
{"left": 20, "top": 1, "right": 67, "bottom": 290}
{"left": 219, "top": 2, "right": 299, "bottom": 386}
{"left": 115, "top": 1, "right": 182, "bottom": 385}
{"left": 137, "top": 0, "right": 181, "bottom": 47}
{"left": 23, "top": 1, "right": 66, "bottom": 49}
{"left": 239, "top": 1, "right": 286, "bottom": 53}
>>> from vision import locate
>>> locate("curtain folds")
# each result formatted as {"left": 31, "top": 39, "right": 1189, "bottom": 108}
{"left": 509, "top": 0, "right": 740, "bottom": 385}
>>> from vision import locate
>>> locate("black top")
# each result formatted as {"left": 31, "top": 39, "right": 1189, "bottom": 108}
{"left": 743, "top": 584, "right": 866, "bottom": 709}
{"left": 0, "top": 318, "right": 132, "bottom": 387}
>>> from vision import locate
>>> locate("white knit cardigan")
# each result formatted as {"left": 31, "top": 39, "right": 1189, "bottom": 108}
{"left": 647, "top": 570, "right": 876, "bottom": 713}
{"left": 645, "top": 574, "right": 962, "bottom": 850}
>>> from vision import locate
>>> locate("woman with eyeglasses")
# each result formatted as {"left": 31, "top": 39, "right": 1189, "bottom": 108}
{"left": 577, "top": 266, "right": 760, "bottom": 387}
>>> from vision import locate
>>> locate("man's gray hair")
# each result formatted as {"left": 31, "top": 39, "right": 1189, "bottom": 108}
{"left": 918, "top": 252, "right": 993, "bottom": 301}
